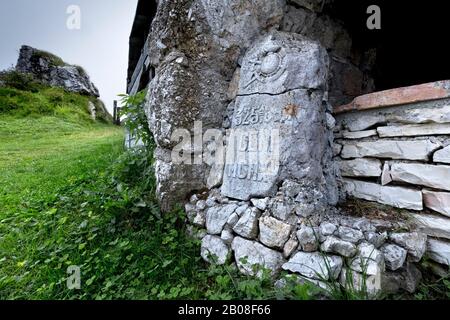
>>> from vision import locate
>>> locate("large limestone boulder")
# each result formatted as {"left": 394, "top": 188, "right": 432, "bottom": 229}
{"left": 15, "top": 45, "right": 99, "bottom": 97}
{"left": 145, "top": 0, "right": 286, "bottom": 211}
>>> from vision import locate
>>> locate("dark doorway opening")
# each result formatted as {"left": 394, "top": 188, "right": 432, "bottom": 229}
{"left": 327, "top": 0, "right": 450, "bottom": 91}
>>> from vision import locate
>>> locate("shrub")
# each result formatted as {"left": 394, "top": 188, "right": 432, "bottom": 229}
{"left": 119, "top": 90, "right": 152, "bottom": 146}
{"left": 0, "top": 69, "right": 41, "bottom": 92}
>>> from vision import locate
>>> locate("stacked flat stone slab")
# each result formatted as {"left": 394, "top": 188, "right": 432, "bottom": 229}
{"left": 187, "top": 186, "right": 427, "bottom": 296}
{"left": 334, "top": 80, "right": 450, "bottom": 269}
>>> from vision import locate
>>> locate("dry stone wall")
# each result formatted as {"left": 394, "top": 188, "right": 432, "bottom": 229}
{"left": 334, "top": 81, "right": 450, "bottom": 270}
{"left": 187, "top": 187, "right": 428, "bottom": 296}
{"left": 141, "top": 0, "right": 440, "bottom": 296}
{"left": 184, "top": 28, "right": 429, "bottom": 297}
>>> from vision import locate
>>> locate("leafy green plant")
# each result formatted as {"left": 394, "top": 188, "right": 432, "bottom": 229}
{"left": 118, "top": 90, "right": 152, "bottom": 147}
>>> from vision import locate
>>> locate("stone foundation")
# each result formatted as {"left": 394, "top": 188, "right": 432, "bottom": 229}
{"left": 187, "top": 184, "right": 427, "bottom": 296}
{"left": 137, "top": 0, "right": 449, "bottom": 296}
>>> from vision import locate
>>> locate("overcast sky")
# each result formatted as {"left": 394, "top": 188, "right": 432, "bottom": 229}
{"left": 0, "top": 0, "right": 138, "bottom": 113}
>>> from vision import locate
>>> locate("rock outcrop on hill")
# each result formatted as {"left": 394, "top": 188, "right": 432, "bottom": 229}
{"left": 15, "top": 45, "right": 99, "bottom": 97}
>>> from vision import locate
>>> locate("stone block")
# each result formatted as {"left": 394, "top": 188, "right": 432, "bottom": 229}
{"left": 412, "top": 214, "right": 450, "bottom": 240}
{"left": 339, "top": 159, "right": 382, "bottom": 178}
{"left": 390, "top": 163, "right": 450, "bottom": 192}
{"left": 380, "top": 244, "right": 407, "bottom": 271}
{"left": 282, "top": 252, "right": 343, "bottom": 281}
{"left": 434, "top": 146, "right": 450, "bottom": 164}
{"left": 233, "top": 208, "right": 261, "bottom": 239}
{"left": 297, "top": 225, "right": 319, "bottom": 252}
{"left": 350, "top": 243, "right": 385, "bottom": 276}
{"left": 321, "top": 236, "right": 357, "bottom": 257}
{"left": 427, "top": 238, "right": 450, "bottom": 266}
{"left": 334, "top": 81, "right": 450, "bottom": 114}
{"left": 377, "top": 123, "right": 450, "bottom": 138}
{"left": 206, "top": 204, "right": 238, "bottom": 235}
{"left": 259, "top": 216, "right": 293, "bottom": 249}
{"left": 239, "top": 32, "right": 328, "bottom": 96}
{"left": 201, "top": 235, "right": 230, "bottom": 265}
{"left": 341, "top": 140, "right": 440, "bottom": 161}
{"left": 389, "top": 232, "right": 427, "bottom": 262}
{"left": 336, "top": 103, "right": 450, "bottom": 132}
{"left": 342, "top": 130, "right": 377, "bottom": 139}
{"left": 343, "top": 179, "right": 423, "bottom": 210}
{"left": 423, "top": 190, "right": 450, "bottom": 217}
{"left": 232, "top": 237, "right": 285, "bottom": 277}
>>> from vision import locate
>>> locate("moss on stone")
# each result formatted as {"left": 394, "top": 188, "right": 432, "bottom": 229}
{"left": 31, "top": 49, "right": 66, "bottom": 67}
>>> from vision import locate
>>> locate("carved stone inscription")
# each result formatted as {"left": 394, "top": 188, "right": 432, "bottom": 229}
{"left": 221, "top": 32, "right": 330, "bottom": 201}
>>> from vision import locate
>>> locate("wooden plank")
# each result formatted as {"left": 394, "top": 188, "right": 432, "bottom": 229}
{"left": 334, "top": 81, "right": 450, "bottom": 114}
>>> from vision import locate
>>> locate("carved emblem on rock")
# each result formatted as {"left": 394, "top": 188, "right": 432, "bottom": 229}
{"left": 244, "top": 42, "right": 287, "bottom": 88}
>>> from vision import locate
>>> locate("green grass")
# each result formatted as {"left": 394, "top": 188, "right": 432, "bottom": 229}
{"left": 0, "top": 86, "right": 318, "bottom": 300}
{"left": 0, "top": 85, "right": 111, "bottom": 123}
{"left": 0, "top": 115, "right": 123, "bottom": 215}
{"left": 31, "top": 49, "right": 66, "bottom": 68}
{"left": 1, "top": 87, "right": 448, "bottom": 300}
{"left": 0, "top": 116, "right": 312, "bottom": 299}
{"left": 0, "top": 114, "right": 124, "bottom": 298}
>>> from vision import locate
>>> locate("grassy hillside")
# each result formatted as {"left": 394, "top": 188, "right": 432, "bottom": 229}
{"left": 0, "top": 79, "right": 120, "bottom": 214}
{"left": 0, "top": 83, "right": 305, "bottom": 300}
{"left": 1, "top": 78, "right": 448, "bottom": 300}
{"left": 0, "top": 82, "right": 124, "bottom": 298}
{"left": 0, "top": 86, "right": 112, "bottom": 123}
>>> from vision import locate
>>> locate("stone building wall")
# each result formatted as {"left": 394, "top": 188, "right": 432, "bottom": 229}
{"left": 280, "top": 1, "right": 376, "bottom": 106}
{"left": 135, "top": 0, "right": 449, "bottom": 296}
{"left": 334, "top": 81, "right": 450, "bottom": 271}
{"left": 142, "top": 0, "right": 376, "bottom": 211}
